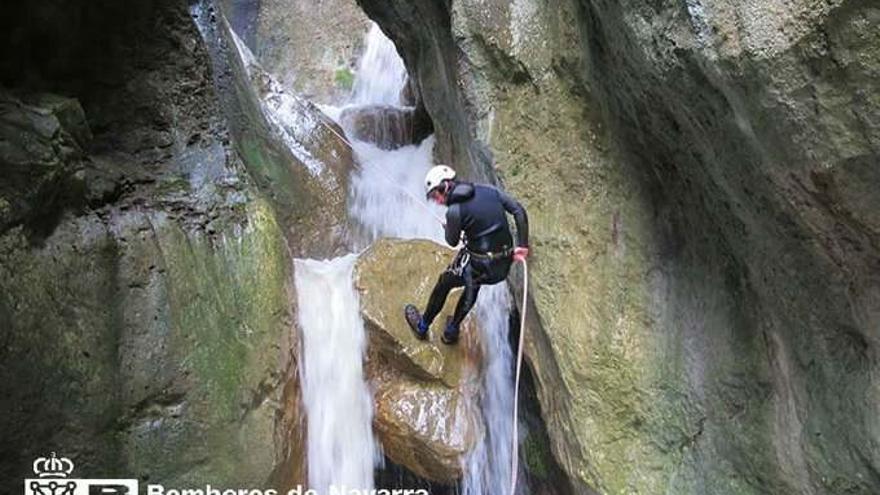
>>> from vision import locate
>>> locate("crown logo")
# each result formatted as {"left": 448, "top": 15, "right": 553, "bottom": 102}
{"left": 32, "top": 452, "right": 74, "bottom": 478}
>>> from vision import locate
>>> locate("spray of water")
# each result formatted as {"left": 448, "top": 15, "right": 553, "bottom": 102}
{"left": 319, "top": 22, "right": 409, "bottom": 122}
{"left": 294, "top": 256, "right": 378, "bottom": 494}
{"left": 350, "top": 24, "right": 409, "bottom": 107}
{"left": 348, "top": 136, "right": 445, "bottom": 246}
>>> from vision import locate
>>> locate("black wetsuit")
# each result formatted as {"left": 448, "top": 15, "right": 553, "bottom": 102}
{"left": 421, "top": 181, "right": 529, "bottom": 335}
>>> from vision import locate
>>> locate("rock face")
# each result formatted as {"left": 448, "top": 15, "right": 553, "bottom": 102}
{"left": 0, "top": 0, "right": 363, "bottom": 490}
{"left": 0, "top": 92, "right": 89, "bottom": 232}
{"left": 256, "top": 0, "right": 370, "bottom": 104}
{"left": 196, "top": 1, "right": 356, "bottom": 257}
{"left": 355, "top": 239, "right": 482, "bottom": 482}
{"left": 339, "top": 104, "right": 433, "bottom": 150}
{"left": 219, "top": 0, "right": 371, "bottom": 105}
{"left": 357, "top": 0, "right": 880, "bottom": 494}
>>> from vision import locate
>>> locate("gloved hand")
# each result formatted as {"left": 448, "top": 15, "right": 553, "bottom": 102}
{"left": 513, "top": 246, "right": 529, "bottom": 263}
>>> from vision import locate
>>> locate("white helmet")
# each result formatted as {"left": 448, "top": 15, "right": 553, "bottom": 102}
{"left": 424, "top": 165, "right": 456, "bottom": 198}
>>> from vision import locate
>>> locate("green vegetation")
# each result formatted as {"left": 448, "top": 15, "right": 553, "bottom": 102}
{"left": 334, "top": 67, "right": 355, "bottom": 90}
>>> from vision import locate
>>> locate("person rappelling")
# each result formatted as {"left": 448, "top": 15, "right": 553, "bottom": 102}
{"left": 404, "top": 165, "right": 529, "bottom": 344}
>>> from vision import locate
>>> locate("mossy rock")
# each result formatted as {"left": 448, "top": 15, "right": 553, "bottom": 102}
{"left": 355, "top": 238, "right": 478, "bottom": 388}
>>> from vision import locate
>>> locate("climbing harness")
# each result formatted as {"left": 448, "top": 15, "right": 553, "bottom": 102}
{"left": 450, "top": 250, "right": 471, "bottom": 277}
{"left": 509, "top": 259, "right": 528, "bottom": 495}
{"left": 466, "top": 247, "right": 514, "bottom": 261}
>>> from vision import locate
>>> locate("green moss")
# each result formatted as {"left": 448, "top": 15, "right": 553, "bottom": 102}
{"left": 522, "top": 430, "right": 552, "bottom": 479}
{"left": 0, "top": 197, "right": 10, "bottom": 223}
{"left": 156, "top": 175, "right": 191, "bottom": 196}
{"left": 334, "top": 67, "right": 355, "bottom": 90}
{"left": 121, "top": 197, "right": 291, "bottom": 486}
{"left": 157, "top": 199, "right": 287, "bottom": 419}
{"left": 238, "top": 133, "right": 305, "bottom": 219}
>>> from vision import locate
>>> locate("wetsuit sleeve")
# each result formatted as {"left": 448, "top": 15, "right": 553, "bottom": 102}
{"left": 445, "top": 204, "right": 463, "bottom": 247}
{"left": 498, "top": 189, "right": 529, "bottom": 247}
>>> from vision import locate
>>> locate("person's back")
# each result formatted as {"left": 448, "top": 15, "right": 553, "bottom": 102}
{"left": 445, "top": 182, "right": 515, "bottom": 255}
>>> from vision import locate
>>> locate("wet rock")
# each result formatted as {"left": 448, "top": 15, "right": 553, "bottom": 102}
{"left": 370, "top": 366, "right": 480, "bottom": 483}
{"left": 0, "top": 90, "right": 88, "bottom": 232}
{"left": 0, "top": 0, "right": 306, "bottom": 490}
{"left": 340, "top": 104, "right": 433, "bottom": 149}
{"left": 355, "top": 238, "right": 483, "bottom": 481}
{"left": 356, "top": 239, "right": 477, "bottom": 388}
{"left": 199, "top": 6, "right": 356, "bottom": 256}
{"left": 221, "top": 0, "right": 370, "bottom": 105}
{"left": 358, "top": 0, "right": 880, "bottom": 493}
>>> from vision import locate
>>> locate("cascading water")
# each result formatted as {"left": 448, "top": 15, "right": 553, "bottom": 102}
{"left": 225, "top": 20, "right": 382, "bottom": 494}
{"left": 340, "top": 23, "right": 519, "bottom": 495}
{"left": 349, "top": 24, "right": 409, "bottom": 107}
{"left": 464, "top": 286, "right": 516, "bottom": 495}
{"left": 294, "top": 255, "right": 378, "bottom": 493}
{"left": 347, "top": 135, "right": 444, "bottom": 245}
{"left": 229, "top": 13, "right": 518, "bottom": 492}
{"left": 339, "top": 22, "right": 445, "bottom": 245}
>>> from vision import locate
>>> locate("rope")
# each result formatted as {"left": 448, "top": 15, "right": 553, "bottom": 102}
{"left": 509, "top": 259, "right": 528, "bottom": 495}
{"left": 265, "top": 53, "right": 531, "bottom": 491}
{"left": 326, "top": 101, "right": 528, "bottom": 492}
{"left": 299, "top": 86, "right": 532, "bottom": 493}
{"left": 314, "top": 97, "right": 535, "bottom": 495}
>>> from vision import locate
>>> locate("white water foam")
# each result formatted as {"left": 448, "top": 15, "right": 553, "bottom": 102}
{"left": 348, "top": 136, "right": 446, "bottom": 245}
{"left": 318, "top": 22, "right": 410, "bottom": 127}
{"left": 294, "top": 255, "right": 378, "bottom": 494}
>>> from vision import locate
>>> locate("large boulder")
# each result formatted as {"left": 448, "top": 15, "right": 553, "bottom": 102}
{"left": 355, "top": 239, "right": 483, "bottom": 482}
{"left": 197, "top": 5, "right": 357, "bottom": 257}
{"left": 370, "top": 366, "right": 481, "bottom": 483}
{"left": 340, "top": 104, "right": 433, "bottom": 149}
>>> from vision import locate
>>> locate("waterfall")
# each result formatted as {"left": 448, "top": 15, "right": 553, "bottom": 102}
{"left": 233, "top": 14, "right": 517, "bottom": 493}
{"left": 294, "top": 256, "right": 378, "bottom": 494}
{"left": 289, "top": 23, "right": 439, "bottom": 494}
{"left": 347, "top": 135, "right": 445, "bottom": 245}
{"left": 349, "top": 24, "right": 409, "bottom": 107}
{"left": 203, "top": 8, "right": 516, "bottom": 494}
{"left": 320, "top": 23, "right": 419, "bottom": 151}
{"left": 464, "top": 286, "right": 515, "bottom": 495}
{"left": 343, "top": 21, "right": 518, "bottom": 495}
{"left": 341, "top": 24, "right": 444, "bottom": 245}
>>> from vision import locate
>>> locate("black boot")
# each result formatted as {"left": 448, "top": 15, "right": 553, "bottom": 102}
{"left": 441, "top": 316, "right": 459, "bottom": 345}
{"left": 404, "top": 304, "right": 429, "bottom": 340}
